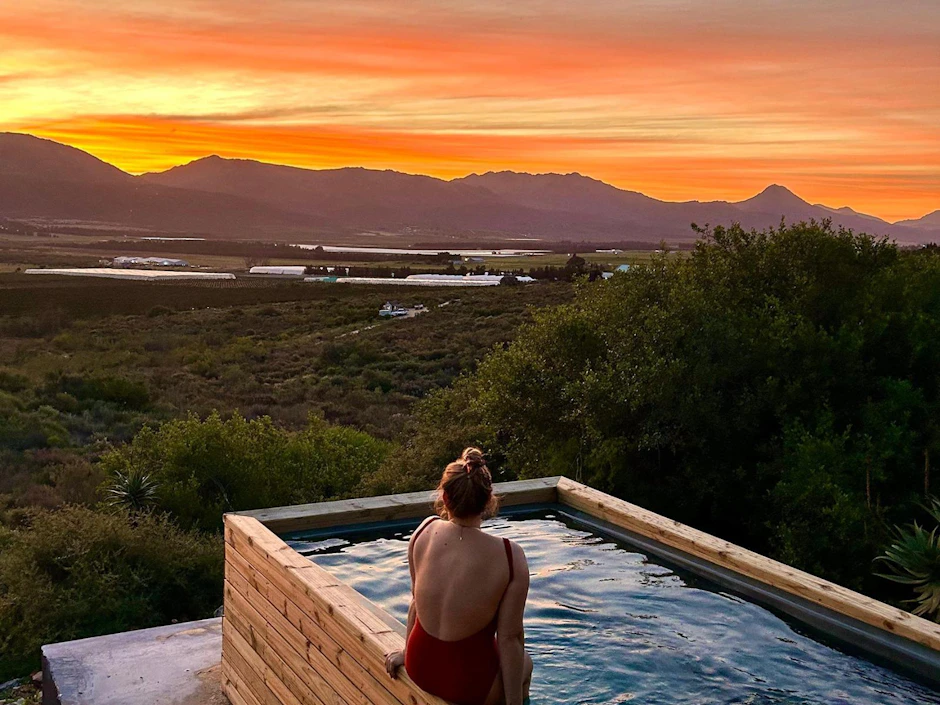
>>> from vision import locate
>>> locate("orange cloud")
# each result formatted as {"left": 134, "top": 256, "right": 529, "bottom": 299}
{"left": 1, "top": 1, "right": 938, "bottom": 221}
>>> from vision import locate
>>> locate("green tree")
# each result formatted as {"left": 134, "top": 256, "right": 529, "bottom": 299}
{"left": 405, "top": 221, "right": 940, "bottom": 595}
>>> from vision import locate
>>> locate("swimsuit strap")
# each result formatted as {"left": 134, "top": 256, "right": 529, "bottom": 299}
{"left": 502, "top": 538, "right": 514, "bottom": 583}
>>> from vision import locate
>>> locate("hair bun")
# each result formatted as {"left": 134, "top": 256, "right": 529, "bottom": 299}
{"left": 461, "top": 447, "right": 486, "bottom": 471}
{"left": 437, "top": 447, "right": 500, "bottom": 520}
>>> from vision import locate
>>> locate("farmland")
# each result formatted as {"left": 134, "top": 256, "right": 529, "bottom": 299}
{"left": 0, "top": 229, "right": 663, "bottom": 274}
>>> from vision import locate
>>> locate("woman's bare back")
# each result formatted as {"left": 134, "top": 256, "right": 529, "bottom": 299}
{"left": 410, "top": 517, "right": 514, "bottom": 640}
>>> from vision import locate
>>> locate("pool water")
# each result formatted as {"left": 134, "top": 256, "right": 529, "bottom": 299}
{"left": 286, "top": 510, "right": 940, "bottom": 705}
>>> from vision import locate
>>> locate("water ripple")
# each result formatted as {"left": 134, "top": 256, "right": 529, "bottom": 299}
{"left": 288, "top": 512, "right": 940, "bottom": 705}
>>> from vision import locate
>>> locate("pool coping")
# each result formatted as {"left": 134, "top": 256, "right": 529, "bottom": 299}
{"left": 223, "top": 476, "right": 940, "bottom": 704}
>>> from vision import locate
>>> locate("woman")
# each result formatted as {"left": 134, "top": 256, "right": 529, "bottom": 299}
{"left": 385, "top": 448, "right": 533, "bottom": 705}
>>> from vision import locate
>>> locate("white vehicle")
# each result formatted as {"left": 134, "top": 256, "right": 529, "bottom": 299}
{"left": 379, "top": 302, "right": 408, "bottom": 317}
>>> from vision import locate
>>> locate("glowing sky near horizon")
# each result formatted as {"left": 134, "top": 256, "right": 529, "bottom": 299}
{"left": 1, "top": 1, "right": 938, "bottom": 221}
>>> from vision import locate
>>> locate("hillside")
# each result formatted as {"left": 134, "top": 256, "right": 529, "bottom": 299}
{"left": 897, "top": 210, "right": 940, "bottom": 230}
{"left": 0, "top": 134, "right": 319, "bottom": 237}
{"left": 1, "top": 132, "right": 937, "bottom": 244}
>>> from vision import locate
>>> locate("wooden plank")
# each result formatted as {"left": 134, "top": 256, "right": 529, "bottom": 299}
{"left": 237, "top": 476, "right": 561, "bottom": 533}
{"left": 223, "top": 623, "right": 293, "bottom": 705}
{"left": 227, "top": 541, "right": 427, "bottom": 705}
{"left": 225, "top": 571, "right": 375, "bottom": 705}
{"left": 556, "top": 476, "right": 940, "bottom": 652}
{"left": 222, "top": 660, "right": 264, "bottom": 705}
{"left": 227, "top": 542, "right": 403, "bottom": 637}
{"left": 224, "top": 617, "right": 328, "bottom": 705}
{"left": 496, "top": 477, "right": 561, "bottom": 508}
{"left": 227, "top": 623, "right": 302, "bottom": 705}
{"left": 225, "top": 515, "right": 448, "bottom": 705}
{"left": 226, "top": 560, "right": 377, "bottom": 705}
{"left": 225, "top": 593, "right": 332, "bottom": 705}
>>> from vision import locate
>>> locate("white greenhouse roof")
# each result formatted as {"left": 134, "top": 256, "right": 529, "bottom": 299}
{"left": 249, "top": 266, "right": 308, "bottom": 276}
{"left": 25, "top": 268, "right": 236, "bottom": 281}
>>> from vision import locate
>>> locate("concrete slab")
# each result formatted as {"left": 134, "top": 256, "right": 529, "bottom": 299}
{"left": 41, "top": 618, "right": 225, "bottom": 705}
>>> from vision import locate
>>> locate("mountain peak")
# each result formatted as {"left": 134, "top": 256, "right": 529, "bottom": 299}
{"left": 0, "top": 132, "right": 130, "bottom": 183}
{"left": 755, "top": 184, "right": 800, "bottom": 200}
{"left": 736, "top": 183, "right": 810, "bottom": 213}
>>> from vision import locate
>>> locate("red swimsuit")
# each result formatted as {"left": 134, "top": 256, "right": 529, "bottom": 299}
{"left": 405, "top": 518, "right": 515, "bottom": 705}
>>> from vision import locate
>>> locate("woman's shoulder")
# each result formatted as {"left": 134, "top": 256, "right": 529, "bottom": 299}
{"left": 493, "top": 532, "right": 524, "bottom": 553}
{"left": 503, "top": 538, "right": 529, "bottom": 573}
{"left": 409, "top": 515, "right": 441, "bottom": 545}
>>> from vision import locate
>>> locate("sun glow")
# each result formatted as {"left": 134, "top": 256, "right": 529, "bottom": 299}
{"left": 2, "top": 1, "right": 938, "bottom": 221}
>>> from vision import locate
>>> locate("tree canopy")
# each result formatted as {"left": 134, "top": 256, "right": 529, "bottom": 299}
{"left": 403, "top": 222, "right": 940, "bottom": 594}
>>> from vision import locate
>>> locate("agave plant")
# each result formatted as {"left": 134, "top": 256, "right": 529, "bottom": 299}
{"left": 106, "top": 468, "right": 159, "bottom": 513}
{"left": 875, "top": 497, "right": 940, "bottom": 620}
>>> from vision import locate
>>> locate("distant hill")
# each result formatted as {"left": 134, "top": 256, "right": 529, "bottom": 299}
{"left": 0, "top": 133, "right": 127, "bottom": 185}
{"left": 1, "top": 132, "right": 937, "bottom": 244}
{"left": 896, "top": 210, "right": 940, "bottom": 230}
{"left": 0, "top": 134, "right": 317, "bottom": 236}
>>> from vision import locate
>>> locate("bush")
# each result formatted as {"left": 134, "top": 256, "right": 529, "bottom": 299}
{"left": 0, "top": 393, "right": 70, "bottom": 451}
{"left": 43, "top": 374, "right": 151, "bottom": 411}
{"left": 0, "top": 371, "right": 29, "bottom": 394}
{"left": 876, "top": 497, "right": 940, "bottom": 620}
{"left": 0, "top": 507, "right": 222, "bottom": 679}
{"left": 99, "top": 412, "right": 392, "bottom": 531}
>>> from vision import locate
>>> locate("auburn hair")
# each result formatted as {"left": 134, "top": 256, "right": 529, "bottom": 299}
{"left": 434, "top": 447, "right": 500, "bottom": 520}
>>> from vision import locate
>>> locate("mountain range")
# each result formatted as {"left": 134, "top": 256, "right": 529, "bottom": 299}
{"left": 1, "top": 133, "right": 937, "bottom": 244}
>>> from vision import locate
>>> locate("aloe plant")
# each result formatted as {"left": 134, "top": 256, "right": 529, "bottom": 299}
{"left": 106, "top": 468, "right": 159, "bottom": 513}
{"left": 875, "top": 497, "right": 940, "bottom": 620}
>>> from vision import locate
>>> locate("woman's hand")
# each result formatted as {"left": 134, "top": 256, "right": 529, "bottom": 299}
{"left": 385, "top": 650, "right": 405, "bottom": 679}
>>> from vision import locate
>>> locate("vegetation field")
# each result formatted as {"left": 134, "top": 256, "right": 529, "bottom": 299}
{"left": 0, "top": 274, "right": 570, "bottom": 484}
{"left": 2, "top": 223, "right": 939, "bottom": 683}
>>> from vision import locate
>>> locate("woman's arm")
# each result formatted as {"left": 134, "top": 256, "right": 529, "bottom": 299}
{"left": 386, "top": 598, "right": 416, "bottom": 678}
{"left": 406, "top": 596, "right": 416, "bottom": 644}
{"left": 387, "top": 516, "right": 435, "bottom": 679}
{"left": 496, "top": 542, "right": 530, "bottom": 705}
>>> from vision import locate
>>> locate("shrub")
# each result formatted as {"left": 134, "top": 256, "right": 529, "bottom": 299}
{"left": 0, "top": 394, "right": 70, "bottom": 451}
{"left": 43, "top": 374, "right": 151, "bottom": 411}
{"left": 0, "top": 507, "right": 222, "bottom": 679}
{"left": 105, "top": 468, "right": 159, "bottom": 512}
{"left": 876, "top": 497, "right": 940, "bottom": 620}
{"left": 0, "top": 371, "right": 29, "bottom": 394}
{"left": 99, "top": 412, "right": 392, "bottom": 531}
{"left": 147, "top": 305, "right": 173, "bottom": 317}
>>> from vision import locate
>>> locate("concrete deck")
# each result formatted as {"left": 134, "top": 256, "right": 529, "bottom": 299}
{"left": 41, "top": 618, "right": 225, "bottom": 705}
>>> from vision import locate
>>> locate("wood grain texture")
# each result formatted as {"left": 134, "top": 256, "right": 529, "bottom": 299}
{"left": 222, "top": 659, "right": 265, "bottom": 705}
{"left": 223, "top": 513, "right": 450, "bottom": 705}
{"left": 556, "top": 476, "right": 940, "bottom": 652}
{"left": 226, "top": 562, "right": 390, "bottom": 705}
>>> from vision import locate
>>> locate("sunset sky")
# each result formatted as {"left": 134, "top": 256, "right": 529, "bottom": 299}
{"left": 2, "top": 1, "right": 938, "bottom": 221}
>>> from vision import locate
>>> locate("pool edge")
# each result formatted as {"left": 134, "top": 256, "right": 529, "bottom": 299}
{"left": 223, "top": 476, "right": 940, "bottom": 703}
